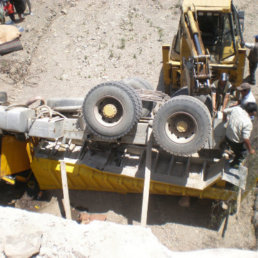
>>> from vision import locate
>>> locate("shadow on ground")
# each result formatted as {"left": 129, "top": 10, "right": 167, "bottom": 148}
{"left": 0, "top": 179, "right": 228, "bottom": 231}
{"left": 46, "top": 189, "right": 223, "bottom": 230}
{"left": 0, "top": 181, "right": 26, "bottom": 206}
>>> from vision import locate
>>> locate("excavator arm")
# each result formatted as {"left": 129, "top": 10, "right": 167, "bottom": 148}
{"left": 181, "top": 9, "right": 211, "bottom": 95}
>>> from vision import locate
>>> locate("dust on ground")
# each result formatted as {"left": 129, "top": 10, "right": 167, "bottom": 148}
{"left": 0, "top": 0, "right": 258, "bottom": 252}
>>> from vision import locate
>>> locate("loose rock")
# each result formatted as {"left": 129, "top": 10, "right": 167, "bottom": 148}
{"left": 4, "top": 232, "right": 42, "bottom": 258}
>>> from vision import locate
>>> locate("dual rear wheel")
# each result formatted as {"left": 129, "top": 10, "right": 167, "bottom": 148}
{"left": 82, "top": 82, "right": 212, "bottom": 156}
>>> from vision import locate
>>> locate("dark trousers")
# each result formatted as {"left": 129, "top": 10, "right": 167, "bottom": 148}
{"left": 249, "top": 60, "right": 257, "bottom": 84}
{"left": 225, "top": 137, "right": 246, "bottom": 165}
{"left": 9, "top": 13, "right": 15, "bottom": 22}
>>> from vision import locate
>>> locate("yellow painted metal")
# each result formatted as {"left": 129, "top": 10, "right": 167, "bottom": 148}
{"left": 31, "top": 157, "right": 239, "bottom": 201}
{"left": 187, "top": 10, "right": 198, "bottom": 34}
{"left": 102, "top": 104, "right": 117, "bottom": 118}
{"left": 233, "top": 48, "right": 246, "bottom": 87}
{"left": 0, "top": 136, "right": 31, "bottom": 178}
{"left": 162, "top": 44, "right": 171, "bottom": 94}
{"left": 15, "top": 175, "right": 28, "bottom": 183}
{"left": 183, "top": 0, "right": 231, "bottom": 12}
{"left": 209, "top": 47, "right": 246, "bottom": 88}
{"left": 1, "top": 176, "right": 15, "bottom": 185}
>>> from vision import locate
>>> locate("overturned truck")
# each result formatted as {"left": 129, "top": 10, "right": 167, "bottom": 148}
{"left": 0, "top": 0, "right": 252, "bottom": 202}
{"left": 0, "top": 78, "right": 248, "bottom": 201}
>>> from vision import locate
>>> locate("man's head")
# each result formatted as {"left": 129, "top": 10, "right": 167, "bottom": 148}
{"left": 237, "top": 82, "right": 251, "bottom": 96}
{"left": 219, "top": 73, "right": 228, "bottom": 87}
{"left": 243, "top": 102, "right": 257, "bottom": 116}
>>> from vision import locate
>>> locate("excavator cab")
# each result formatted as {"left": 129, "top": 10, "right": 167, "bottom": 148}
{"left": 198, "top": 12, "right": 234, "bottom": 62}
{"left": 198, "top": 8, "right": 244, "bottom": 63}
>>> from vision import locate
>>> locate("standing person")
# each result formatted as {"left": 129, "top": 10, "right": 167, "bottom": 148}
{"left": 11, "top": 0, "right": 25, "bottom": 20}
{"left": 3, "top": 0, "right": 15, "bottom": 22}
{"left": 211, "top": 73, "right": 232, "bottom": 112}
{"left": 245, "top": 35, "right": 258, "bottom": 85}
{"left": 224, "top": 102, "right": 257, "bottom": 168}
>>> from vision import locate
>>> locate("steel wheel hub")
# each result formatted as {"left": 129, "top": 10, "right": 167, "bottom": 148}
{"left": 165, "top": 112, "right": 198, "bottom": 144}
{"left": 176, "top": 120, "right": 188, "bottom": 133}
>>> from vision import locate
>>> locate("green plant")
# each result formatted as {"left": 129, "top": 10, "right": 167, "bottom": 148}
{"left": 109, "top": 50, "right": 114, "bottom": 59}
{"left": 118, "top": 38, "right": 126, "bottom": 49}
{"left": 157, "top": 27, "right": 164, "bottom": 41}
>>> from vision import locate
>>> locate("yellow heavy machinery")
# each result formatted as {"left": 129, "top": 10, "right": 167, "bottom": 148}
{"left": 0, "top": 0, "right": 252, "bottom": 203}
{"left": 163, "top": 0, "right": 246, "bottom": 95}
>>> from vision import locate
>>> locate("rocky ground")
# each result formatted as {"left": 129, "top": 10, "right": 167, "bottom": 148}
{"left": 0, "top": 207, "right": 257, "bottom": 258}
{"left": 0, "top": 0, "right": 258, "bottom": 254}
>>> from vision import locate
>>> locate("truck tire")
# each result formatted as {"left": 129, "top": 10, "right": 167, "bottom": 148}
{"left": 197, "top": 95, "right": 213, "bottom": 114}
{"left": 172, "top": 87, "right": 212, "bottom": 114}
{"left": 153, "top": 95, "right": 212, "bottom": 156}
{"left": 122, "top": 77, "right": 154, "bottom": 117}
{"left": 172, "top": 86, "right": 189, "bottom": 97}
{"left": 82, "top": 81, "right": 142, "bottom": 140}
